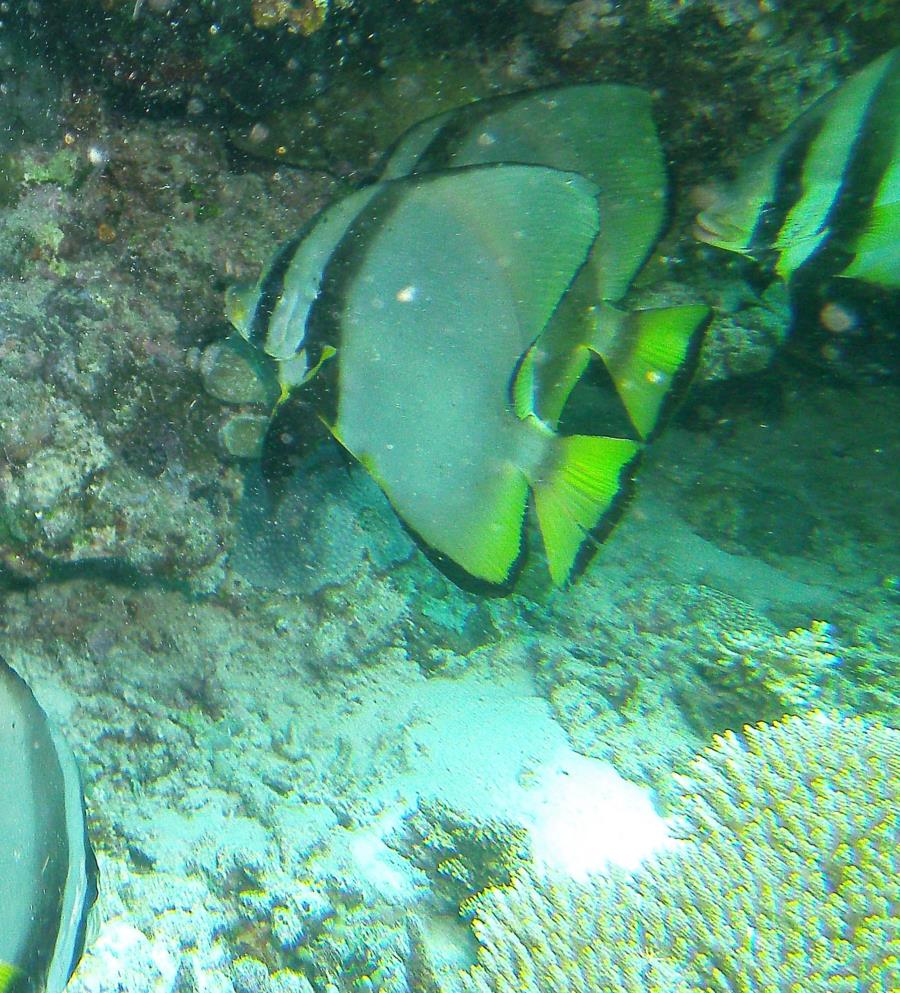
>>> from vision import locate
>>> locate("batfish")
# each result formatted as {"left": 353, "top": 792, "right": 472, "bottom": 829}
{"left": 0, "top": 656, "right": 97, "bottom": 993}
{"left": 241, "top": 163, "right": 641, "bottom": 584}
{"left": 695, "top": 47, "right": 899, "bottom": 289}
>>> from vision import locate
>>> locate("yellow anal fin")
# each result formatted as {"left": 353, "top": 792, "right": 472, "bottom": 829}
{"left": 0, "top": 961, "right": 25, "bottom": 993}
{"left": 532, "top": 433, "right": 640, "bottom": 585}
{"left": 592, "top": 304, "right": 709, "bottom": 439}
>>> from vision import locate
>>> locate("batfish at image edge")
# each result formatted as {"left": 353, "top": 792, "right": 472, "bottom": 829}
{"left": 0, "top": 656, "right": 97, "bottom": 993}
{"left": 695, "top": 46, "right": 899, "bottom": 288}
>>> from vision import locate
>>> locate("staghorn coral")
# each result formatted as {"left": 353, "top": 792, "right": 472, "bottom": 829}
{"left": 686, "top": 585, "right": 839, "bottom": 725}
{"left": 698, "top": 616, "right": 838, "bottom": 717}
{"left": 458, "top": 870, "right": 691, "bottom": 993}
{"left": 643, "top": 712, "right": 899, "bottom": 990}
{"left": 454, "top": 712, "right": 899, "bottom": 993}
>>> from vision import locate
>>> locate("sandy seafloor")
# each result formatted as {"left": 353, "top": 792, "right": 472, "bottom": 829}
{"left": 7, "top": 361, "right": 897, "bottom": 993}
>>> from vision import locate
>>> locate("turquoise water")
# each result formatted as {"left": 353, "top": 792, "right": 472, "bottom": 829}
{"left": 0, "top": 5, "right": 897, "bottom": 993}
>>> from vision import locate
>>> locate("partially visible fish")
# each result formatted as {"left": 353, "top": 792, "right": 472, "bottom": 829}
{"left": 695, "top": 46, "right": 899, "bottom": 289}
{"left": 382, "top": 83, "right": 709, "bottom": 439}
{"left": 0, "top": 656, "right": 97, "bottom": 993}
{"left": 226, "top": 183, "right": 382, "bottom": 400}
{"left": 382, "top": 84, "right": 667, "bottom": 304}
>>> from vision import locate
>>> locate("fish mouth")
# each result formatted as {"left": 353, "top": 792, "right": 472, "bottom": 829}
{"left": 692, "top": 212, "right": 727, "bottom": 246}
{"left": 692, "top": 211, "right": 751, "bottom": 251}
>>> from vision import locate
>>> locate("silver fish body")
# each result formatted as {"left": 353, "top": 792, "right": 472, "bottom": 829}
{"left": 0, "top": 657, "right": 97, "bottom": 993}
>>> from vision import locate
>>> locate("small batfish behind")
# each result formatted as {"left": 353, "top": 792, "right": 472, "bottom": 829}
{"left": 381, "top": 84, "right": 710, "bottom": 438}
{"left": 0, "top": 656, "right": 97, "bottom": 993}
{"left": 304, "top": 164, "right": 640, "bottom": 585}
{"left": 382, "top": 84, "right": 666, "bottom": 303}
{"left": 695, "top": 47, "right": 899, "bottom": 289}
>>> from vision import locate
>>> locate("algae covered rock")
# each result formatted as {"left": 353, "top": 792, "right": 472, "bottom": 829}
{"left": 0, "top": 378, "right": 230, "bottom": 585}
{"left": 393, "top": 798, "right": 531, "bottom": 914}
{"left": 228, "top": 56, "right": 496, "bottom": 176}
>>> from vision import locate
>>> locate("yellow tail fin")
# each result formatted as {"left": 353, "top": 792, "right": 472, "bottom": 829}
{"left": 532, "top": 434, "right": 640, "bottom": 585}
{"left": 0, "top": 962, "right": 24, "bottom": 993}
{"left": 591, "top": 304, "right": 708, "bottom": 439}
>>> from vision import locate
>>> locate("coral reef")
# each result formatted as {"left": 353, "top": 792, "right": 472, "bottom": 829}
{"left": 454, "top": 712, "right": 900, "bottom": 993}
{"left": 18, "top": 0, "right": 896, "bottom": 184}
{"left": 685, "top": 586, "right": 839, "bottom": 724}
{"left": 392, "top": 799, "right": 531, "bottom": 915}
{"left": 226, "top": 56, "right": 501, "bottom": 177}
{"left": 0, "top": 58, "right": 334, "bottom": 586}
{"left": 251, "top": 0, "right": 330, "bottom": 36}
{"left": 461, "top": 869, "right": 678, "bottom": 993}
{"left": 529, "top": 572, "right": 842, "bottom": 793}
{"left": 0, "top": 8, "right": 892, "bottom": 586}
{"left": 0, "top": 6, "right": 894, "bottom": 993}
{"left": 645, "top": 712, "right": 899, "bottom": 988}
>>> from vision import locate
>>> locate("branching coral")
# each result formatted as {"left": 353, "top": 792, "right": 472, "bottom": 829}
{"left": 459, "top": 870, "right": 691, "bottom": 993}
{"left": 644, "top": 712, "right": 899, "bottom": 990}
{"left": 687, "top": 585, "right": 839, "bottom": 723}
{"left": 395, "top": 799, "right": 531, "bottom": 915}
{"left": 700, "top": 618, "right": 839, "bottom": 714}
{"left": 454, "top": 713, "right": 899, "bottom": 993}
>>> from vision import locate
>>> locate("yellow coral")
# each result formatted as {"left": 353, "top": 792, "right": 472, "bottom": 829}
{"left": 251, "top": 0, "right": 327, "bottom": 35}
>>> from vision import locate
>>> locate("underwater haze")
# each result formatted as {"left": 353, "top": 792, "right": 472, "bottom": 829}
{"left": 0, "top": 3, "right": 897, "bottom": 993}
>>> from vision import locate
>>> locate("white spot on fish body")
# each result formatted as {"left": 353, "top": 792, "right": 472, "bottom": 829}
{"left": 477, "top": 131, "right": 497, "bottom": 147}
{"left": 396, "top": 285, "right": 418, "bottom": 303}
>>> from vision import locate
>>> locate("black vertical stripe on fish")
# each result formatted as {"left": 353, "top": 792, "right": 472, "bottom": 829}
{"left": 748, "top": 104, "right": 831, "bottom": 267}
{"left": 411, "top": 98, "right": 494, "bottom": 173}
{"left": 266, "top": 171, "right": 447, "bottom": 478}
{"left": 297, "top": 178, "right": 413, "bottom": 425}
{"left": 293, "top": 288, "right": 341, "bottom": 429}
{"left": 806, "top": 51, "right": 900, "bottom": 278}
{"left": 248, "top": 228, "right": 308, "bottom": 350}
